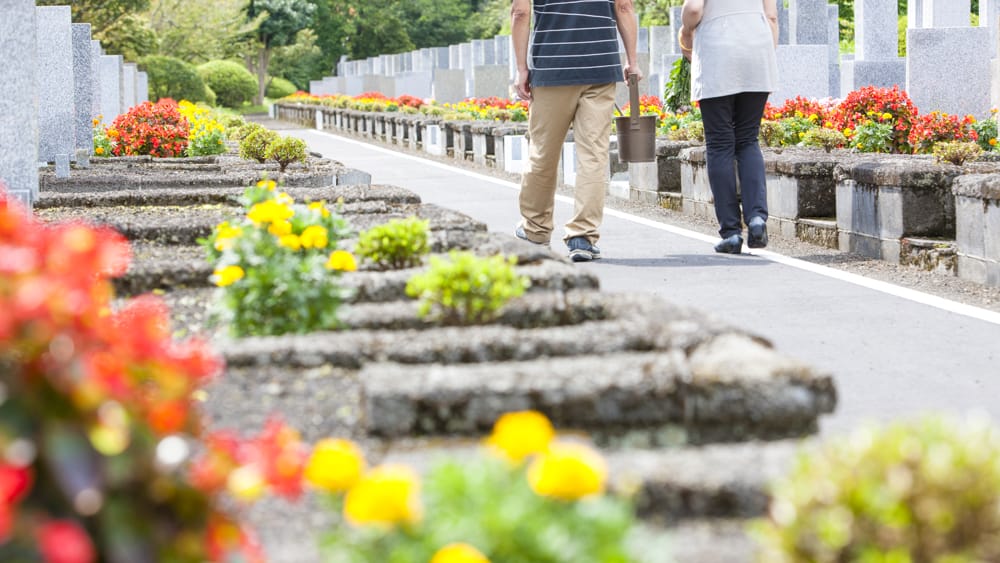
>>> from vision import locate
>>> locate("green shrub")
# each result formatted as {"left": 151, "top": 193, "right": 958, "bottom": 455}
{"left": 266, "top": 76, "right": 298, "bottom": 100}
{"left": 852, "top": 120, "right": 895, "bottom": 153}
{"left": 759, "top": 120, "right": 786, "bottom": 147}
{"left": 230, "top": 121, "right": 263, "bottom": 141}
{"left": 779, "top": 115, "right": 820, "bottom": 146}
{"left": 972, "top": 116, "right": 999, "bottom": 152}
{"left": 264, "top": 136, "right": 308, "bottom": 172}
{"left": 405, "top": 251, "right": 529, "bottom": 325}
{"left": 801, "top": 128, "right": 847, "bottom": 152}
{"left": 932, "top": 141, "right": 983, "bottom": 166}
{"left": 138, "top": 55, "right": 213, "bottom": 104}
{"left": 752, "top": 415, "right": 1000, "bottom": 563}
{"left": 239, "top": 128, "right": 280, "bottom": 163}
{"left": 197, "top": 60, "right": 257, "bottom": 108}
{"left": 355, "top": 217, "right": 431, "bottom": 270}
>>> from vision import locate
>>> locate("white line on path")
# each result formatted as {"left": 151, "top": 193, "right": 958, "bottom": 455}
{"left": 312, "top": 129, "right": 1000, "bottom": 327}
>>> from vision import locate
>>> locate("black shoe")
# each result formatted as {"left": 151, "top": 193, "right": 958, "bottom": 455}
{"left": 747, "top": 217, "right": 768, "bottom": 249}
{"left": 714, "top": 234, "right": 743, "bottom": 254}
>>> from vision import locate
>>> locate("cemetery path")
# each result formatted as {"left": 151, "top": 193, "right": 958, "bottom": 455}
{"left": 297, "top": 128, "right": 1000, "bottom": 436}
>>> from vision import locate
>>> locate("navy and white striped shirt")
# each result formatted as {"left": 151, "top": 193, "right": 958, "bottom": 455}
{"left": 529, "top": 0, "right": 623, "bottom": 87}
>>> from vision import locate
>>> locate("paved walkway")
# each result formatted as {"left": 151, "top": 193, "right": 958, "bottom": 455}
{"left": 296, "top": 128, "right": 1000, "bottom": 435}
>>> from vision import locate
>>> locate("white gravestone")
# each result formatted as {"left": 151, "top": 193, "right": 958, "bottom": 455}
{"left": 36, "top": 6, "right": 76, "bottom": 174}
{"left": 0, "top": 0, "right": 40, "bottom": 208}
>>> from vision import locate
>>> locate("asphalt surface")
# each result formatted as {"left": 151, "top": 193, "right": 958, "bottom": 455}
{"left": 294, "top": 127, "right": 1000, "bottom": 436}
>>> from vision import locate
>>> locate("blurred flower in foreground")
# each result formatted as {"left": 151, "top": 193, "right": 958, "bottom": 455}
{"left": 485, "top": 410, "right": 554, "bottom": 463}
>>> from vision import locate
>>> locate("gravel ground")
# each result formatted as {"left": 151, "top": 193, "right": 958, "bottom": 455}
{"left": 266, "top": 118, "right": 1000, "bottom": 315}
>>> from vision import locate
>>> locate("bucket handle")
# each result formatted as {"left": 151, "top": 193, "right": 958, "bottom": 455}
{"left": 627, "top": 73, "right": 641, "bottom": 130}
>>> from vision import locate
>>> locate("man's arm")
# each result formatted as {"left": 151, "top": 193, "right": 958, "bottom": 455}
{"left": 763, "top": 0, "right": 779, "bottom": 47}
{"left": 512, "top": 0, "right": 532, "bottom": 101}
{"left": 615, "top": 0, "right": 641, "bottom": 81}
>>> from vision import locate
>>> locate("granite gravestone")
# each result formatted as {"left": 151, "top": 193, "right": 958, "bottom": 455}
{"left": 99, "top": 55, "right": 122, "bottom": 125}
{"left": 842, "top": 0, "right": 906, "bottom": 92}
{"left": 907, "top": 26, "right": 991, "bottom": 117}
{"left": 0, "top": 0, "right": 40, "bottom": 208}
{"left": 922, "top": 0, "right": 971, "bottom": 28}
{"left": 72, "top": 23, "right": 94, "bottom": 167}
{"left": 36, "top": 5, "right": 76, "bottom": 176}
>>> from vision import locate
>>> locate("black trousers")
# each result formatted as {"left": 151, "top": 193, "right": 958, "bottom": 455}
{"left": 699, "top": 92, "right": 770, "bottom": 239}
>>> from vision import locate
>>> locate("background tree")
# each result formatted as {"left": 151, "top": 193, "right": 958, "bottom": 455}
{"left": 271, "top": 29, "right": 329, "bottom": 90}
{"left": 146, "top": 0, "right": 251, "bottom": 64}
{"left": 245, "top": 0, "right": 316, "bottom": 104}
{"left": 399, "top": 0, "right": 473, "bottom": 48}
{"left": 37, "top": 0, "right": 158, "bottom": 58}
{"left": 306, "top": 0, "right": 352, "bottom": 81}
{"left": 346, "top": 0, "right": 414, "bottom": 60}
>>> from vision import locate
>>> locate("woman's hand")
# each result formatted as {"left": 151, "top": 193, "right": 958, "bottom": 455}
{"left": 678, "top": 26, "right": 694, "bottom": 61}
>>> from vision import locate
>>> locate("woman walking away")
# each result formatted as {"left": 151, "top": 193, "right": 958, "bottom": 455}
{"left": 679, "top": 0, "right": 779, "bottom": 254}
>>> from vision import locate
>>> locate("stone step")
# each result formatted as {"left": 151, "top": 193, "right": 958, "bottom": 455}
{"left": 116, "top": 235, "right": 586, "bottom": 296}
{"left": 35, "top": 184, "right": 423, "bottom": 209}
{"left": 39, "top": 154, "right": 368, "bottom": 192}
{"left": 212, "top": 293, "right": 834, "bottom": 445}
{"left": 795, "top": 217, "right": 837, "bottom": 249}
{"left": 36, "top": 200, "right": 487, "bottom": 248}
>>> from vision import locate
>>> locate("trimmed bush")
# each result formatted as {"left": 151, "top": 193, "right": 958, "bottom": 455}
{"left": 933, "top": 141, "right": 983, "bottom": 166}
{"left": 355, "top": 217, "right": 431, "bottom": 270}
{"left": 109, "top": 98, "right": 189, "bottom": 158}
{"left": 753, "top": 415, "right": 1000, "bottom": 562}
{"left": 266, "top": 77, "right": 298, "bottom": 100}
{"left": 264, "top": 136, "right": 308, "bottom": 172}
{"left": 239, "top": 128, "right": 280, "bottom": 163}
{"left": 197, "top": 60, "right": 257, "bottom": 108}
{"left": 138, "top": 55, "right": 213, "bottom": 105}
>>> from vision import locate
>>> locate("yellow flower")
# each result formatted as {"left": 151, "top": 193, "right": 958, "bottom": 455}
{"left": 344, "top": 465, "right": 422, "bottom": 527}
{"left": 300, "top": 225, "right": 329, "bottom": 249}
{"left": 248, "top": 199, "right": 294, "bottom": 224}
{"left": 95, "top": 146, "right": 105, "bottom": 156}
{"left": 92, "top": 118, "right": 100, "bottom": 126}
{"left": 527, "top": 441, "right": 607, "bottom": 501}
{"left": 227, "top": 465, "right": 266, "bottom": 502}
{"left": 309, "top": 201, "right": 331, "bottom": 218}
{"left": 278, "top": 234, "right": 302, "bottom": 251}
{"left": 798, "top": 132, "right": 805, "bottom": 138}
{"left": 305, "top": 439, "right": 366, "bottom": 493}
{"left": 990, "top": 138, "right": 998, "bottom": 147}
{"left": 856, "top": 143, "right": 863, "bottom": 149}
{"left": 269, "top": 220, "right": 293, "bottom": 237}
{"left": 213, "top": 265, "right": 245, "bottom": 287}
{"left": 670, "top": 125, "right": 678, "bottom": 131}
{"left": 214, "top": 222, "right": 243, "bottom": 251}
{"left": 485, "top": 410, "right": 554, "bottom": 463}
{"left": 881, "top": 112, "right": 893, "bottom": 120}
{"left": 794, "top": 110, "right": 803, "bottom": 118}
{"left": 808, "top": 113, "right": 818, "bottom": 122}
{"left": 823, "top": 121, "right": 834, "bottom": 129}
{"left": 431, "top": 543, "right": 491, "bottom": 563}
{"left": 843, "top": 128, "right": 853, "bottom": 136}
{"left": 256, "top": 179, "right": 277, "bottom": 191}
{"left": 325, "top": 250, "right": 357, "bottom": 272}
{"left": 866, "top": 110, "right": 875, "bottom": 117}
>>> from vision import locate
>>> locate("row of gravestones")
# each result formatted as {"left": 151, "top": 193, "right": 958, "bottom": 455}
{"left": 0, "top": 1, "right": 149, "bottom": 209}
{"left": 317, "top": 0, "right": 998, "bottom": 122}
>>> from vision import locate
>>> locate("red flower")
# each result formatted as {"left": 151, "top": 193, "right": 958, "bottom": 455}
{"left": 36, "top": 521, "right": 95, "bottom": 563}
{"left": 0, "top": 464, "right": 33, "bottom": 505}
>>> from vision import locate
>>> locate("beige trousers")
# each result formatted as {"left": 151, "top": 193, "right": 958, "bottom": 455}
{"left": 518, "top": 82, "right": 615, "bottom": 245}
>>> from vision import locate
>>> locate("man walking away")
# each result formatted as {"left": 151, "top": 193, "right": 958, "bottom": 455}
{"left": 512, "top": 0, "right": 641, "bottom": 262}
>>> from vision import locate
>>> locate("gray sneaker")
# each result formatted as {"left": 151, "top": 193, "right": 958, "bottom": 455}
{"left": 515, "top": 225, "right": 550, "bottom": 248}
{"left": 566, "top": 236, "right": 601, "bottom": 262}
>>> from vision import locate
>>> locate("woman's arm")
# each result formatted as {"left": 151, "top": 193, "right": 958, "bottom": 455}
{"left": 763, "top": 0, "right": 779, "bottom": 47}
{"left": 679, "top": 0, "right": 703, "bottom": 60}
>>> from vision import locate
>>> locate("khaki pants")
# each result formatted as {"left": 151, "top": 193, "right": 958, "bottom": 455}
{"left": 518, "top": 82, "right": 615, "bottom": 245}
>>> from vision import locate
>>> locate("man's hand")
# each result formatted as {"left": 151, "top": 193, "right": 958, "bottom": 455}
{"left": 679, "top": 26, "right": 694, "bottom": 61}
{"left": 515, "top": 68, "right": 532, "bottom": 101}
{"left": 622, "top": 63, "right": 643, "bottom": 83}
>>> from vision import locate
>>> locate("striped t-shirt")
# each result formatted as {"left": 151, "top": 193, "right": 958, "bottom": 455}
{"left": 529, "top": 0, "right": 623, "bottom": 87}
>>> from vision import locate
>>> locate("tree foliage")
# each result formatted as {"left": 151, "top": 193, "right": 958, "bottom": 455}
{"left": 245, "top": 0, "right": 317, "bottom": 104}
{"left": 146, "top": 0, "right": 251, "bottom": 64}
{"left": 37, "top": 0, "right": 157, "bottom": 57}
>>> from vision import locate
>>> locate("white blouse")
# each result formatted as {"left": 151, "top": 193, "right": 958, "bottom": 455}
{"left": 690, "top": 0, "right": 779, "bottom": 101}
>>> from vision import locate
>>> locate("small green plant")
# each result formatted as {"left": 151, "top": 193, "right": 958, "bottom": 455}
{"left": 852, "top": 120, "right": 895, "bottom": 153}
{"left": 92, "top": 116, "right": 113, "bottom": 157}
{"left": 230, "top": 121, "right": 264, "bottom": 141}
{"left": 751, "top": 415, "right": 1000, "bottom": 563}
{"left": 265, "top": 76, "right": 297, "bottom": 99}
{"left": 355, "top": 217, "right": 431, "bottom": 270}
{"left": 932, "top": 141, "right": 983, "bottom": 166}
{"left": 239, "top": 128, "right": 280, "bottom": 163}
{"left": 801, "top": 128, "right": 847, "bottom": 152}
{"left": 779, "top": 115, "right": 820, "bottom": 146}
{"left": 264, "top": 136, "right": 308, "bottom": 172}
{"left": 683, "top": 120, "right": 705, "bottom": 143}
{"left": 405, "top": 251, "right": 530, "bottom": 325}
{"left": 202, "top": 180, "right": 355, "bottom": 336}
{"left": 971, "top": 115, "right": 999, "bottom": 152}
{"left": 759, "top": 120, "right": 786, "bottom": 147}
